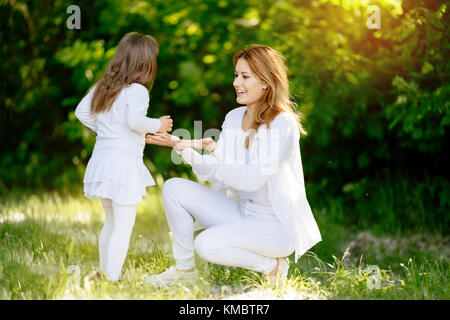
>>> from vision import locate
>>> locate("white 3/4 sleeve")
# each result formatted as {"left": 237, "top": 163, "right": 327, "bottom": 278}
{"left": 126, "top": 84, "right": 161, "bottom": 134}
{"left": 174, "top": 116, "right": 230, "bottom": 182}
{"left": 177, "top": 147, "right": 219, "bottom": 182}
{"left": 178, "top": 116, "right": 298, "bottom": 192}
{"left": 75, "top": 87, "right": 97, "bottom": 132}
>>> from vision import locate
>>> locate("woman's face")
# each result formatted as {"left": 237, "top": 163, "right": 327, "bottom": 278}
{"left": 233, "top": 58, "right": 267, "bottom": 108}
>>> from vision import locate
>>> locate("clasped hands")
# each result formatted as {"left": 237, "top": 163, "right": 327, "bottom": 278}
{"left": 146, "top": 115, "right": 216, "bottom": 153}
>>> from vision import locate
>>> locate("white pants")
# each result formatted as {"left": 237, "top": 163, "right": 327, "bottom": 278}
{"left": 162, "top": 178, "right": 295, "bottom": 274}
{"left": 99, "top": 198, "right": 137, "bottom": 281}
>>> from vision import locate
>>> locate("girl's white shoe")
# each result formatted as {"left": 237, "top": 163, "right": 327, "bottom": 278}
{"left": 266, "top": 257, "right": 289, "bottom": 286}
{"left": 146, "top": 266, "right": 199, "bottom": 286}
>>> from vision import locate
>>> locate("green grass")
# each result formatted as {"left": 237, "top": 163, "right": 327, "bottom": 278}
{"left": 0, "top": 186, "right": 448, "bottom": 300}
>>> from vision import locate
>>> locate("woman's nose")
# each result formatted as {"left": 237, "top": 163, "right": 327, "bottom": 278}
{"left": 233, "top": 76, "right": 241, "bottom": 87}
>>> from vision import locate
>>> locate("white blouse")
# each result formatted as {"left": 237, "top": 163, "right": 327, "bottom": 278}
{"left": 177, "top": 106, "right": 322, "bottom": 261}
{"left": 75, "top": 83, "right": 161, "bottom": 155}
{"left": 75, "top": 82, "right": 161, "bottom": 205}
{"left": 239, "top": 183, "right": 271, "bottom": 207}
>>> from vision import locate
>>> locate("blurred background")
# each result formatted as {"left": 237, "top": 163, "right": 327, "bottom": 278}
{"left": 1, "top": 0, "right": 449, "bottom": 236}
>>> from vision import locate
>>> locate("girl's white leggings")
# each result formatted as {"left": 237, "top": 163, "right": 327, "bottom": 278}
{"left": 162, "top": 178, "right": 295, "bottom": 274}
{"left": 99, "top": 198, "right": 137, "bottom": 281}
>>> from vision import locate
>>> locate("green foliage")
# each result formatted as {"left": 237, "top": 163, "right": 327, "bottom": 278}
{"left": 386, "top": 75, "right": 450, "bottom": 153}
{"left": 1, "top": 1, "right": 448, "bottom": 232}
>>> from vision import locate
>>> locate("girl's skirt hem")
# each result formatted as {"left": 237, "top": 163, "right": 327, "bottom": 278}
{"left": 82, "top": 150, "right": 156, "bottom": 205}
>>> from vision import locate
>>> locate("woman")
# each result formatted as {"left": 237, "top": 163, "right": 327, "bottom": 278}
{"left": 146, "top": 45, "right": 321, "bottom": 286}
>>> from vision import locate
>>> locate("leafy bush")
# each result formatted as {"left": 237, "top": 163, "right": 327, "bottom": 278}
{"left": 1, "top": 0, "right": 448, "bottom": 232}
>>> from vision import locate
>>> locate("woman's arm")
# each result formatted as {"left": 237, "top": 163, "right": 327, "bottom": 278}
{"left": 145, "top": 134, "right": 216, "bottom": 152}
{"left": 177, "top": 137, "right": 216, "bottom": 152}
{"left": 177, "top": 117, "right": 298, "bottom": 192}
{"left": 145, "top": 132, "right": 181, "bottom": 147}
{"left": 75, "top": 87, "right": 97, "bottom": 132}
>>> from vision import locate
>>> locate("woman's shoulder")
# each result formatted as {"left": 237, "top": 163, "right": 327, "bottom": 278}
{"left": 224, "top": 106, "right": 246, "bottom": 121}
{"left": 271, "top": 111, "right": 298, "bottom": 129}
{"left": 220, "top": 106, "right": 246, "bottom": 128}
{"left": 264, "top": 112, "right": 300, "bottom": 141}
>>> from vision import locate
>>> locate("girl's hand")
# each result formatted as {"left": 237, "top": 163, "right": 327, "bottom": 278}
{"left": 146, "top": 132, "right": 180, "bottom": 147}
{"left": 158, "top": 115, "right": 173, "bottom": 133}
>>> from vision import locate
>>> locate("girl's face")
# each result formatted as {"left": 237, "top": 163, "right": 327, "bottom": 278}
{"left": 233, "top": 58, "right": 267, "bottom": 108}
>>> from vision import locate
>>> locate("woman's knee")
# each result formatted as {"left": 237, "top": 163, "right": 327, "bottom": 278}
{"left": 194, "top": 230, "right": 220, "bottom": 261}
{"left": 162, "top": 177, "right": 188, "bottom": 202}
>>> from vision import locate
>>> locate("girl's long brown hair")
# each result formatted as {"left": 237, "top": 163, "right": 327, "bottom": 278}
{"left": 90, "top": 32, "right": 159, "bottom": 114}
{"left": 233, "top": 45, "right": 307, "bottom": 148}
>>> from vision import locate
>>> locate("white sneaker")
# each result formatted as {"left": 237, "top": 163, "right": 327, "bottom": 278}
{"left": 146, "top": 266, "right": 199, "bottom": 286}
{"left": 265, "top": 257, "right": 289, "bottom": 286}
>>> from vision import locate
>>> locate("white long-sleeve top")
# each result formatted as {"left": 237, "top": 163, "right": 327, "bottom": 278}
{"left": 74, "top": 82, "right": 161, "bottom": 205}
{"left": 75, "top": 82, "right": 161, "bottom": 156}
{"left": 177, "top": 106, "right": 322, "bottom": 261}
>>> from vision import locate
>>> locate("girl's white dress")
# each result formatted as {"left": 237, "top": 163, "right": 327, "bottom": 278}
{"left": 75, "top": 83, "right": 161, "bottom": 205}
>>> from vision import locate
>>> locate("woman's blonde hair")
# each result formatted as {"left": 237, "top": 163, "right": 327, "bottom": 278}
{"left": 90, "top": 32, "right": 159, "bottom": 114}
{"left": 233, "top": 44, "right": 307, "bottom": 148}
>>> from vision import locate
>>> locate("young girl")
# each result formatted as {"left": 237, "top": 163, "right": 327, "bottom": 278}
{"left": 75, "top": 32, "right": 172, "bottom": 282}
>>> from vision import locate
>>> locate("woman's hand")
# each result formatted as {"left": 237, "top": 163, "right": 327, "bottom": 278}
{"left": 201, "top": 137, "right": 216, "bottom": 153}
{"left": 174, "top": 138, "right": 216, "bottom": 152}
{"left": 146, "top": 132, "right": 180, "bottom": 147}
{"left": 175, "top": 138, "right": 216, "bottom": 152}
{"left": 173, "top": 140, "right": 190, "bottom": 152}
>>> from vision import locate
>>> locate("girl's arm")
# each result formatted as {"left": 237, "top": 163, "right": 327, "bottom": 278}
{"left": 75, "top": 87, "right": 97, "bottom": 132}
{"left": 126, "top": 83, "right": 161, "bottom": 134}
